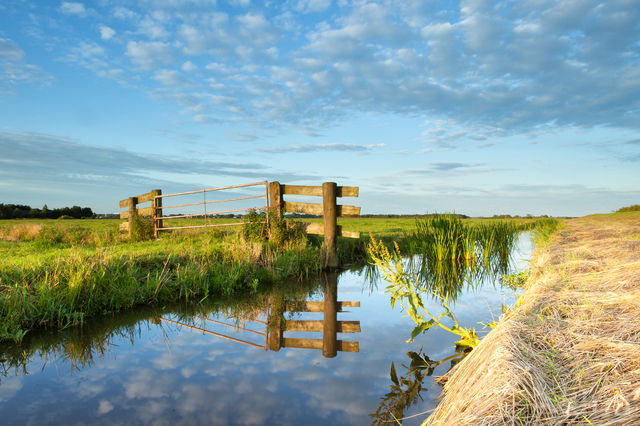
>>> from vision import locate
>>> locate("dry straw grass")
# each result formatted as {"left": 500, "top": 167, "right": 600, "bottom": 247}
{"left": 0, "top": 224, "right": 43, "bottom": 241}
{"left": 427, "top": 213, "right": 640, "bottom": 425}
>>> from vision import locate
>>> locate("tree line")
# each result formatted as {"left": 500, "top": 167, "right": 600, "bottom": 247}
{"left": 0, "top": 204, "right": 94, "bottom": 219}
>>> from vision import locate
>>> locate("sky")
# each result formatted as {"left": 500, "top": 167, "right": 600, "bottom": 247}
{"left": 0, "top": 0, "right": 639, "bottom": 216}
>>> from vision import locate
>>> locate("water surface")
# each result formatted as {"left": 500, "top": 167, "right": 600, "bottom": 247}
{"left": 0, "top": 234, "right": 533, "bottom": 425}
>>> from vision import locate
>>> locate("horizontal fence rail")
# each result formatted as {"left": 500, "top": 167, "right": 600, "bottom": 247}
{"left": 119, "top": 181, "right": 269, "bottom": 237}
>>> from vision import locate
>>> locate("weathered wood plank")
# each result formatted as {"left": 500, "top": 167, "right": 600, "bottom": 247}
{"left": 302, "top": 222, "right": 324, "bottom": 235}
{"left": 339, "top": 229, "right": 360, "bottom": 239}
{"left": 337, "top": 205, "right": 360, "bottom": 218}
{"left": 120, "top": 206, "right": 154, "bottom": 219}
{"left": 284, "top": 320, "right": 360, "bottom": 333}
{"left": 281, "top": 184, "right": 322, "bottom": 197}
{"left": 300, "top": 223, "right": 360, "bottom": 238}
{"left": 337, "top": 186, "right": 359, "bottom": 198}
{"left": 269, "top": 181, "right": 283, "bottom": 220}
{"left": 280, "top": 185, "right": 359, "bottom": 198}
{"left": 281, "top": 338, "right": 359, "bottom": 352}
{"left": 119, "top": 191, "right": 155, "bottom": 208}
{"left": 282, "top": 202, "right": 359, "bottom": 217}
{"left": 283, "top": 201, "right": 323, "bottom": 215}
{"left": 119, "top": 222, "right": 130, "bottom": 231}
{"left": 337, "top": 340, "right": 359, "bottom": 352}
{"left": 136, "top": 192, "right": 155, "bottom": 204}
{"left": 323, "top": 182, "right": 338, "bottom": 269}
{"left": 285, "top": 301, "right": 360, "bottom": 312}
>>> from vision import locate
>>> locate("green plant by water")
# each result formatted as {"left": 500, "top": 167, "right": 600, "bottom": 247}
{"left": 368, "top": 238, "right": 480, "bottom": 350}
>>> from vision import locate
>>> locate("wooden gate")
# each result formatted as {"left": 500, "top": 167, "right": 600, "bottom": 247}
{"left": 119, "top": 181, "right": 269, "bottom": 237}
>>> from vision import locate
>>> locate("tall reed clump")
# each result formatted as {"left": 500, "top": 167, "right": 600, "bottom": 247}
{"left": 410, "top": 215, "right": 520, "bottom": 267}
{"left": 406, "top": 215, "right": 521, "bottom": 300}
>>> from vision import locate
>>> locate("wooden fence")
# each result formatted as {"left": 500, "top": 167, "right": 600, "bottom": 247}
{"left": 119, "top": 180, "right": 360, "bottom": 268}
{"left": 269, "top": 181, "right": 360, "bottom": 269}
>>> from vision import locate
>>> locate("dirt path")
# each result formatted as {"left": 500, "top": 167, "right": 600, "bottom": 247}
{"left": 427, "top": 212, "right": 640, "bottom": 425}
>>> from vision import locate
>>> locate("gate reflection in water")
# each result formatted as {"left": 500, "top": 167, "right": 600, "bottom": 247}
{"left": 158, "top": 272, "right": 360, "bottom": 358}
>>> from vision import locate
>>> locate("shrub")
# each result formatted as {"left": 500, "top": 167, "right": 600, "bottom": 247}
{"left": 616, "top": 204, "right": 640, "bottom": 213}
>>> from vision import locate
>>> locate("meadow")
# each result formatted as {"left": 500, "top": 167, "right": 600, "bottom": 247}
{"left": 0, "top": 215, "right": 550, "bottom": 343}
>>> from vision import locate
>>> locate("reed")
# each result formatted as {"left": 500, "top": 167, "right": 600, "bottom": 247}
{"left": 403, "top": 215, "right": 524, "bottom": 301}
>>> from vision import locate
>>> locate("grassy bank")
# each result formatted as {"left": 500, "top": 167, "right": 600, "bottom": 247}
{"left": 0, "top": 216, "right": 539, "bottom": 343}
{"left": 427, "top": 211, "right": 640, "bottom": 424}
{"left": 0, "top": 217, "right": 335, "bottom": 341}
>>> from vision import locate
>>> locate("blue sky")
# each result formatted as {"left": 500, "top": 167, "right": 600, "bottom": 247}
{"left": 1, "top": 0, "right": 638, "bottom": 216}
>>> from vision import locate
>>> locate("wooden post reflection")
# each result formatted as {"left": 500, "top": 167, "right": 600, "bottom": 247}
{"left": 270, "top": 272, "right": 360, "bottom": 357}
{"left": 322, "top": 271, "right": 338, "bottom": 357}
{"left": 268, "top": 302, "right": 282, "bottom": 352}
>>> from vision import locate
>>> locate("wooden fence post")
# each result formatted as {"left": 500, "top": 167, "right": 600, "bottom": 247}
{"left": 322, "top": 182, "right": 338, "bottom": 269}
{"left": 127, "top": 197, "right": 138, "bottom": 239}
{"left": 151, "top": 189, "right": 162, "bottom": 238}
{"left": 269, "top": 181, "right": 282, "bottom": 220}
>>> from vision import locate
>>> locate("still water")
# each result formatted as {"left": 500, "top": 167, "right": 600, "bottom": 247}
{"left": 0, "top": 234, "right": 532, "bottom": 425}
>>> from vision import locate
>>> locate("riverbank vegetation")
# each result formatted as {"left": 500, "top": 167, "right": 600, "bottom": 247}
{"left": 0, "top": 215, "right": 544, "bottom": 343}
{"left": 0, "top": 214, "right": 332, "bottom": 342}
{"left": 426, "top": 211, "right": 640, "bottom": 424}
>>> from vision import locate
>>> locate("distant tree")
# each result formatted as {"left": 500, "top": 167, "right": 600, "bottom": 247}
{"left": 81, "top": 207, "right": 93, "bottom": 218}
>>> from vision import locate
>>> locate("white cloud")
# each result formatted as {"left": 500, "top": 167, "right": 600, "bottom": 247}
{"left": 64, "top": 41, "right": 110, "bottom": 73}
{"left": 125, "top": 40, "right": 174, "bottom": 69}
{"left": 296, "top": 0, "right": 332, "bottom": 13}
{"left": 181, "top": 60, "right": 197, "bottom": 72}
{"left": 153, "top": 69, "right": 187, "bottom": 86}
{"left": 113, "top": 6, "right": 136, "bottom": 19}
{"left": 99, "top": 25, "right": 115, "bottom": 40}
{"left": 60, "top": 2, "right": 87, "bottom": 16}
{"left": 21, "top": 0, "right": 640, "bottom": 138}
{"left": 138, "top": 15, "right": 170, "bottom": 39}
{"left": 0, "top": 38, "right": 52, "bottom": 90}
{"left": 97, "top": 400, "right": 114, "bottom": 415}
{"left": 228, "top": 0, "right": 250, "bottom": 7}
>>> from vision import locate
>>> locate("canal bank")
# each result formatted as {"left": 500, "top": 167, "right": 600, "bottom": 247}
{"left": 427, "top": 212, "right": 640, "bottom": 424}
